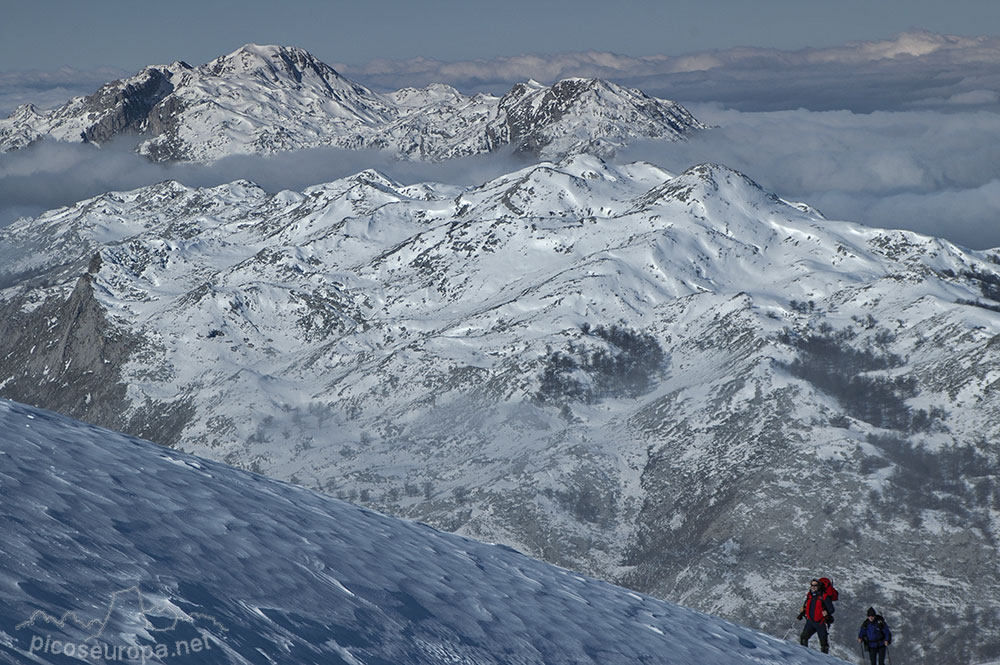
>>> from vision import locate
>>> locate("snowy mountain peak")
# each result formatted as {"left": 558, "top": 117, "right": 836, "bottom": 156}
{"left": 7, "top": 103, "right": 40, "bottom": 120}
{"left": 352, "top": 168, "right": 401, "bottom": 187}
{"left": 206, "top": 43, "right": 350, "bottom": 88}
{"left": 389, "top": 82, "right": 471, "bottom": 107}
{"left": 0, "top": 46, "right": 705, "bottom": 162}
{"left": 492, "top": 75, "right": 707, "bottom": 159}
{"left": 553, "top": 76, "right": 620, "bottom": 93}
{"left": 627, "top": 162, "right": 784, "bottom": 217}
{"left": 673, "top": 162, "right": 778, "bottom": 199}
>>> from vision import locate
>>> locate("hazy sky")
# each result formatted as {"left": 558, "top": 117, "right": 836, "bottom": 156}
{"left": 2, "top": 0, "right": 999, "bottom": 72}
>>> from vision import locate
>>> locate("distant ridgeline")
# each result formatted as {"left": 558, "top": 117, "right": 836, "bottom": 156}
{"left": 0, "top": 43, "right": 706, "bottom": 163}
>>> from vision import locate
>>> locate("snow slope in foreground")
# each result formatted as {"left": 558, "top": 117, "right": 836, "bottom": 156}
{"left": 0, "top": 398, "right": 844, "bottom": 664}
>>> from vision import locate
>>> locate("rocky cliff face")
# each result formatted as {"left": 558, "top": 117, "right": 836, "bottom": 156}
{"left": 0, "top": 44, "right": 705, "bottom": 163}
{"left": 0, "top": 269, "right": 129, "bottom": 427}
{"left": 0, "top": 63, "right": 192, "bottom": 149}
{"left": 1, "top": 156, "right": 998, "bottom": 664}
{"left": 78, "top": 66, "right": 183, "bottom": 143}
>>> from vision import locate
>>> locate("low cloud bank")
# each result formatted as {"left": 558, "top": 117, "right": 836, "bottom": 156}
{"left": 0, "top": 139, "right": 522, "bottom": 231}
{"left": 621, "top": 105, "right": 1000, "bottom": 249}
{"left": 4, "top": 110, "right": 998, "bottom": 252}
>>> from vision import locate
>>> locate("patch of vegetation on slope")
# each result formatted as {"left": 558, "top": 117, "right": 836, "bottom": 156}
{"left": 535, "top": 323, "right": 667, "bottom": 406}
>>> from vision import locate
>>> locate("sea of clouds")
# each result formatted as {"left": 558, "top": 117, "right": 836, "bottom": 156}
{"left": 621, "top": 105, "right": 1000, "bottom": 249}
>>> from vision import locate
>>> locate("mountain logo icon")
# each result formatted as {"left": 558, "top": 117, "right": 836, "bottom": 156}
{"left": 15, "top": 586, "right": 220, "bottom": 641}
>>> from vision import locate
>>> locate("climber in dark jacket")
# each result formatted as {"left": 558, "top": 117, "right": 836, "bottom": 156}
{"left": 797, "top": 578, "right": 835, "bottom": 653}
{"left": 858, "top": 607, "right": 892, "bottom": 665}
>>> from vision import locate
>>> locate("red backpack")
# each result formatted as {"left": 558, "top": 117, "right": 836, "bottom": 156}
{"left": 818, "top": 577, "right": 839, "bottom": 602}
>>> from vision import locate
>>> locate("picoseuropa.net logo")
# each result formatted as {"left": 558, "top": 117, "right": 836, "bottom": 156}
{"left": 16, "top": 585, "right": 225, "bottom": 663}
{"left": 25, "top": 634, "right": 216, "bottom": 663}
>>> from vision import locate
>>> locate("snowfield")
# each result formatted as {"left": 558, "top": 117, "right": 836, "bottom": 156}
{"left": 0, "top": 398, "right": 846, "bottom": 664}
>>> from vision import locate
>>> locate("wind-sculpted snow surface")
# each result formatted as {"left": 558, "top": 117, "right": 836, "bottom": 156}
{"left": 0, "top": 399, "right": 845, "bottom": 665}
{"left": 1, "top": 155, "right": 1000, "bottom": 664}
{"left": 0, "top": 44, "right": 705, "bottom": 163}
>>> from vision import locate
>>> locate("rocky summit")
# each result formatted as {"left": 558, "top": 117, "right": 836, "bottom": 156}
{"left": 0, "top": 44, "right": 705, "bottom": 163}
{"left": 2, "top": 154, "right": 999, "bottom": 663}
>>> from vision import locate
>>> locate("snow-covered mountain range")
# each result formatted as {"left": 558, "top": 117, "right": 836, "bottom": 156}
{"left": 0, "top": 43, "right": 705, "bottom": 162}
{"left": 2, "top": 154, "right": 999, "bottom": 663}
{"left": 0, "top": 398, "right": 847, "bottom": 664}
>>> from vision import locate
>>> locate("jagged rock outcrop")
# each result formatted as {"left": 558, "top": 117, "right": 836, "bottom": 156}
{"left": 78, "top": 66, "right": 183, "bottom": 143}
{"left": 0, "top": 265, "right": 135, "bottom": 431}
